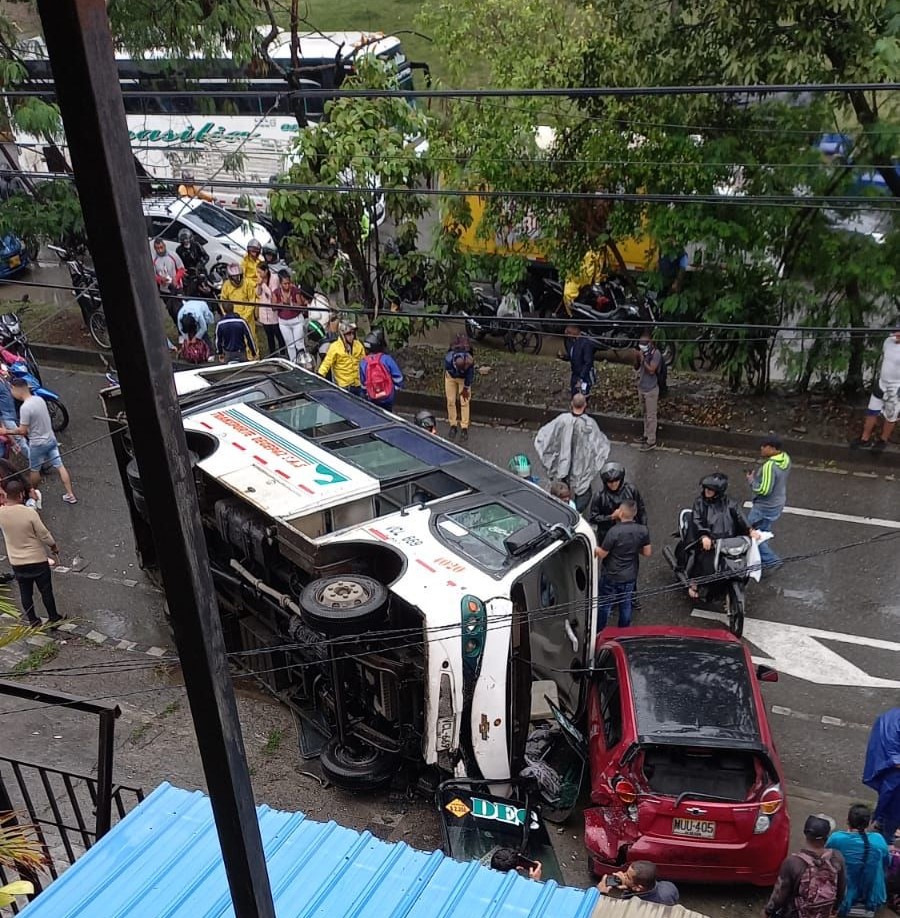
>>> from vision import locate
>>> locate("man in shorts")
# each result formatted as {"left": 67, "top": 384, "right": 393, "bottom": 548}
{"left": 851, "top": 320, "right": 900, "bottom": 452}
{"left": 7, "top": 378, "right": 77, "bottom": 504}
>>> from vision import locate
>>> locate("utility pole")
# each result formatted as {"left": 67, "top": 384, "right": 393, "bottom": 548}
{"left": 34, "top": 1, "right": 276, "bottom": 915}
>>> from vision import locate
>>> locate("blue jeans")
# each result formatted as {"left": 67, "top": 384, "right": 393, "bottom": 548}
{"left": 597, "top": 576, "right": 636, "bottom": 630}
{"left": 747, "top": 505, "right": 781, "bottom": 564}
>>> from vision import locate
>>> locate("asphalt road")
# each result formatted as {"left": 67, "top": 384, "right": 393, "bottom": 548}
{"left": 20, "top": 366, "right": 900, "bottom": 909}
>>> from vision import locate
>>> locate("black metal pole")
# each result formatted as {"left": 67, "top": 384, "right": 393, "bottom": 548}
{"left": 94, "top": 709, "right": 116, "bottom": 839}
{"left": 33, "top": 1, "right": 276, "bottom": 915}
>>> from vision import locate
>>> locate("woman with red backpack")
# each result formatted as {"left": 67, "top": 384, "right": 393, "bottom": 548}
{"left": 360, "top": 328, "right": 403, "bottom": 411}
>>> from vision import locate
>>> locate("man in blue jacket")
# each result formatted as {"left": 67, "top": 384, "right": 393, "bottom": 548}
{"left": 444, "top": 335, "right": 475, "bottom": 442}
{"left": 746, "top": 434, "right": 791, "bottom": 570}
{"left": 562, "top": 325, "right": 597, "bottom": 398}
{"left": 215, "top": 301, "right": 257, "bottom": 363}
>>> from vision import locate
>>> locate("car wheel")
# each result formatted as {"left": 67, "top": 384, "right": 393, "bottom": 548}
{"left": 725, "top": 583, "right": 745, "bottom": 638}
{"left": 319, "top": 737, "right": 398, "bottom": 792}
{"left": 300, "top": 575, "right": 389, "bottom": 636}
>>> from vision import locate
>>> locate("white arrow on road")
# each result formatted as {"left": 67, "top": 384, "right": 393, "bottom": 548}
{"left": 691, "top": 610, "right": 900, "bottom": 689}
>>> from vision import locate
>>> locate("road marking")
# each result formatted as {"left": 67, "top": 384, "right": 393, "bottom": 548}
{"left": 742, "top": 502, "right": 900, "bottom": 530}
{"left": 691, "top": 609, "right": 900, "bottom": 689}
{"left": 769, "top": 705, "right": 870, "bottom": 731}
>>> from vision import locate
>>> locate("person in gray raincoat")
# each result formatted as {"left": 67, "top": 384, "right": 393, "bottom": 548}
{"left": 534, "top": 393, "right": 610, "bottom": 514}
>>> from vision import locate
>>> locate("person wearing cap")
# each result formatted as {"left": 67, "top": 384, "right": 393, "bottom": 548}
{"left": 177, "top": 170, "right": 213, "bottom": 201}
{"left": 318, "top": 320, "right": 365, "bottom": 394}
{"left": 764, "top": 815, "right": 846, "bottom": 918}
{"left": 151, "top": 237, "right": 185, "bottom": 324}
{"left": 746, "top": 434, "right": 791, "bottom": 572}
{"left": 272, "top": 270, "right": 310, "bottom": 363}
{"left": 219, "top": 263, "right": 259, "bottom": 361}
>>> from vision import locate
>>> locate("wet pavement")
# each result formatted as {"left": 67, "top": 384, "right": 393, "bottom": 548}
{"left": 5, "top": 365, "right": 898, "bottom": 914}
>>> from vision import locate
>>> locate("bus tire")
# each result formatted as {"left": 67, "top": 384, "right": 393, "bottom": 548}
{"left": 299, "top": 575, "right": 388, "bottom": 636}
{"left": 319, "top": 738, "right": 397, "bottom": 792}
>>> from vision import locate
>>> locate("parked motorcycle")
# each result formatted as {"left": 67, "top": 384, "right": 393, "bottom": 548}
{"left": 463, "top": 284, "right": 543, "bottom": 355}
{"left": 47, "top": 244, "right": 110, "bottom": 350}
{"left": 0, "top": 301, "right": 43, "bottom": 383}
{"left": 7, "top": 361, "right": 69, "bottom": 433}
{"left": 662, "top": 509, "right": 758, "bottom": 636}
{"left": 537, "top": 277, "right": 677, "bottom": 366}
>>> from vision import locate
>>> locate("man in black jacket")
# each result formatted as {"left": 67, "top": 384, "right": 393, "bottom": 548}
{"left": 678, "top": 472, "right": 754, "bottom": 599}
{"left": 589, "top": 461, "right": 648, "bottom": 544}
{"left": 562, "top": 325, "right": 597, "bottom": 398}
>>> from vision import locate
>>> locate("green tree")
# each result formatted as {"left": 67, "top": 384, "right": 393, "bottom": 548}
{"left": 421, "top": 0, "right": 899, "bottom": 392}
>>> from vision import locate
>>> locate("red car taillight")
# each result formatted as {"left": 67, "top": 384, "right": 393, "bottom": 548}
{"left": 759, "top": 785, "right": 784, "bottom": 816}
{"left": 612, "top": 777, "right": 637, "bottom": 804}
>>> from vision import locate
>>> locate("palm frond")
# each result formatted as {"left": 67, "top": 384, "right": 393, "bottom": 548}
{"left": 0, "top": 815, "right": 46, "bottom": 871}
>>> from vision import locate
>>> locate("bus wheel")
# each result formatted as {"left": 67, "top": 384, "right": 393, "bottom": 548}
{"left": 319, "top": 738, "right": 397, "bottom": 792}
{"left": 300, "top": 575, "right": 388, "bottom": 636}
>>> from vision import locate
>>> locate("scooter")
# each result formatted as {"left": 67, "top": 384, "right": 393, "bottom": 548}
{"left": 662, "top": 509, "right": 758, "bottom": 637}
{"left": 463, "top": 285, "right": 542, "bottom": 355}
{"left": 47, "top": 244, "right": 110, "bottom": 350}
{"left": 7, "top": 361, "right": 69, "bottom": 433}
{"left": 0, "top": 301, "right": 43, "bottom": 383}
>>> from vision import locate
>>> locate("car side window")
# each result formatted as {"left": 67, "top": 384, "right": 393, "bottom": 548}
{"left": 596, "top": 652, "right": 623, "bottom": 748}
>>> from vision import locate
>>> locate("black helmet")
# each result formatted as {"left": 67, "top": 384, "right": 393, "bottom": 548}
{"left": 262, "top": 243, "right": 278, "bottom": 261}
{"left": 415, "top": 409, "right": 436, "bottom": 431}
{"left": 364, "top": 327, "right": 387, "bottom": 352}
{"left": 700, "top": 472, "right": 729, "bottom": 497}
{"left": 600, "top": 461, "right": 626, "bottom": 485}
{"left": 177, "top": 228, "right": 193, "bottom": 245}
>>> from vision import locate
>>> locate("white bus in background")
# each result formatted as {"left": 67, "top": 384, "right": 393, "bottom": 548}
{"left": 14, "top": 31, "right": 426, "bottom": 211}
{"left": 103, "top": 359, "right": 599, "bottom": 795}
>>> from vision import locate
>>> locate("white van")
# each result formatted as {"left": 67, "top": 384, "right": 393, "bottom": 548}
{"left": 104, "top": 360, "right": 599, "bottom": 791}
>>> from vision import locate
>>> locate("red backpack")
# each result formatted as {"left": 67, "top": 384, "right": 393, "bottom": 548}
{"left": 181, "top": 336, "right": 210, "bottom": 364}
{"left": 364, "top": 354, "right": 394, "bottom": 402}
{"left": 793, "top": 850, "right": 840, "bottom": 918}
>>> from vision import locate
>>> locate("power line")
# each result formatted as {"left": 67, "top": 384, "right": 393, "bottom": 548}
{"left": 4, "top": 81, "right": 898, "bottom": 100}
{"left": 4, "top": 168, "right": 898, "bottom": 210}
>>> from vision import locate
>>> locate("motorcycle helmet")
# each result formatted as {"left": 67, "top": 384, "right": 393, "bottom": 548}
{"left": 700, "top": 472, "right": 729, "bottom": 498}
{"left": 364, "top": 327, "right": 387, "bottom": 353}
{"left": 600, "top": 461, "right": 626, "bottom": 486}
{"left": 295, "top": 351, "right": 314, "bottom": 371}
{"left": 246, "top": 238, "right": 262, "bottom": 255}
{"left": 181, "top": 170, "right": 195, "bottom": 183}
{"left": 414, "top": 409, "right": 436, "bottom": 432}
{"left": 338, "top": 320, "right": 357, "bottom": 338}
{"left": 226, "top": 263, "right": 243, "bottom": 281}
{"left": 508, "top": 454, "right": 532, "bottom": 478}
{"left": 177, "top": 228, "right": 193, "bottom": 245}
{"left": 262, "top": 243, "right": 279, "bottom": 262}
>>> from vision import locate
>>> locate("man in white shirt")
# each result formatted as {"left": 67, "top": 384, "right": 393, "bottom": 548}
{"left": 851, "top": 320, "right": 900, "bottom": 452}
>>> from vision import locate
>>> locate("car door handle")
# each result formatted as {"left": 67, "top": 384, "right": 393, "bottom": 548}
{"left": 564, "top": 619, "right": 579, "bottom": 654}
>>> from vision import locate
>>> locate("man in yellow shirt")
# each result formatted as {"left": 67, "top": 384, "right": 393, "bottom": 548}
{"left": 240, "top": 238, "right": 263, "bottom": 285}
{"left": 318, "top": 322, "right": 365, "bottom": 394}
{"left": 219, "top": 263, "right": 259, "bottom": 360}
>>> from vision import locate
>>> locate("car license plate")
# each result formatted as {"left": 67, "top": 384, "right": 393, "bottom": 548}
{"left": 436, "top": 716, "right": 455, "bottom": 751}
{"left": 672, "top": 817, "right": 716, "bottom": 839}
{"left": 8, "top": 255, "right": 20, "bottom": 268}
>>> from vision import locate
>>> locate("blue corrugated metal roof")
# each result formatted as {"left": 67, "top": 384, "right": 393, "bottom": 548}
{"left": 20, "top": 782, "right": 599, "bottom": 918}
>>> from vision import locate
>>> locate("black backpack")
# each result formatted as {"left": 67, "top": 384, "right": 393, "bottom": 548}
{"left": 656, "top": 350, "right": 668, "bottom": 397}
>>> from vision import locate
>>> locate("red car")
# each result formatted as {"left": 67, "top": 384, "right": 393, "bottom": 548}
{"left": 584, "top": 626, "right": 789, "bottom": 886}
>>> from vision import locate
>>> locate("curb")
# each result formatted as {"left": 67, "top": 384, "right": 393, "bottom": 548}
{"left": 32, "top": 340, "right": 900, "bottom": 472}
{"left": 394, "top": 390, "right": 900, "bottom": 472}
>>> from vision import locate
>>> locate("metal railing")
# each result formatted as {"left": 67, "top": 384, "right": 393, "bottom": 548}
{"left": 0, "top": 680, "right": 144, "bottom": 913}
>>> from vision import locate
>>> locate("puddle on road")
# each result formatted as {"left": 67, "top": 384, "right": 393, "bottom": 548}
{"left": 782, "top": 587, "right": 826, "bottom": 606}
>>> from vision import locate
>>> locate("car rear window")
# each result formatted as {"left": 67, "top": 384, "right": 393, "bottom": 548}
{"left": 620, "top": 637, "right": 761, "bottom": 746}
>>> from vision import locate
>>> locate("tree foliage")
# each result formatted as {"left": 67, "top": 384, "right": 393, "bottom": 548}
{"left": 422, "top": 0, "right": 900, "bottom": 392}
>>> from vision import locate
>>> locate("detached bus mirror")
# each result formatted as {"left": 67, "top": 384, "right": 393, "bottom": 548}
{"left": 756, "top": 664, "right": 779, "bottom": 683}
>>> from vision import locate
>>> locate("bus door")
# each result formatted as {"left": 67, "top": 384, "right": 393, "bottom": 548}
{"left": 515, "top": 537, "right": 592, "bottom": 714}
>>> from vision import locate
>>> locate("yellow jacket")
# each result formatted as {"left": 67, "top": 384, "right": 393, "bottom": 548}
{"left": 241, "top": 254, "right": 262, "bottom": 285}
{"left": 220, "top": 277, "right": 257, "bottom": 309}
{"left": 319, "top": 338, "right": 365, "bottom": 388}
{"left": 564, "top": 250, "right": 607, "bottom": 304}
